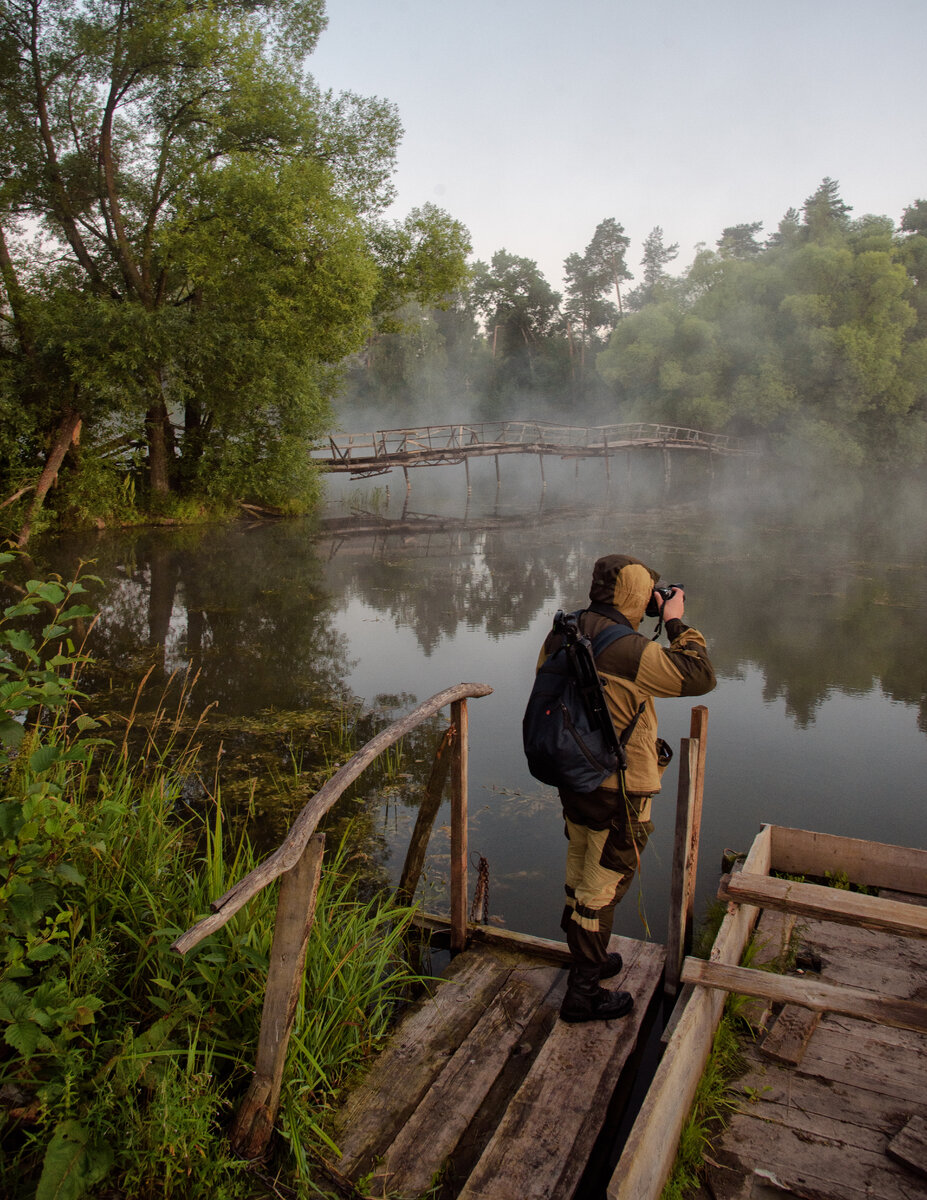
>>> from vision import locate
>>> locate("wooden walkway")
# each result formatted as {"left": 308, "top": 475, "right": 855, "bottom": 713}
{"left": 316, "top": 421, "right": 754, "bottom": 478}
{"left": 330, "top": 927, "right": 665, "bottom": 1200}
{"left": 703, "top": 891, "right": 927, "bottom": 1200}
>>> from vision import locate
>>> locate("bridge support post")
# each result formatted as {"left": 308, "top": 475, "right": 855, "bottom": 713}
{"left": 494, "top": 455, "right": 501, "bottom": 489}
{"left": 402, "top": 466, "right": 411, "bottom": 492}
{"left": 538, "top": 454, "right": 546, "bottom": 488}
{"left": 464, "top": 457, "right": 471, "bottom": 495}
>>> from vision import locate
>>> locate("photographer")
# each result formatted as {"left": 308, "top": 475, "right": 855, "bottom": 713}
{"left": 538, "top": 553, "right": 716, "bottom": 1023}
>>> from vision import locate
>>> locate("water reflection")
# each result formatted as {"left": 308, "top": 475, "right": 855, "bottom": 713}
{"left": 28, "top": 461, "right": 927, "bottom": 944}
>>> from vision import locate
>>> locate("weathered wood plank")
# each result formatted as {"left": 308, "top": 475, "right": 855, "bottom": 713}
{"left": 458, "top": 940, "right": 665, "bottom": 1200}
{"left": 760, "top": 1003, "right": 820, "bottom": 1065}
{"left": 719, "top": 871, "right": 927, "bottom": 939}
{"left": 666, "top": 736, "right": 700, "bottom": 995}
{"left": 715, "top": 1110, "right": 919, "bottom": 1200}
{"left": 768, "top": 825, "right": 927, "bottom": 897}
{"left": 333, "top": 950, "right": 513, "bottom": 1176}
{"left": 887, "top": 1115, "right": 927, "bottom": 1178}
{"left": 608, "top": 823, "right": 772, "bottom": 1200}
{"left": 733, "top": 1041, "right": 927, "bottom": 1143}
{"left": 368, "top": 963, "right": 563, "bottom": 1198}
{"left": 682, "top": 957, "right": 927, "bottom": 1034}
{"left": 229, "top": 832, "right": 325, "bottom": 1158}
{"left": 794, "top": 916, "right": 927, "bottom": 1001}
{"left": 798, "top": 1017, "right": 927, "bottom": 1106}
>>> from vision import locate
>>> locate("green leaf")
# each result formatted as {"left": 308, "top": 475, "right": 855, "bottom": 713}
{"left": 55, "top": 862, "right": 85, "bottom": 886}
{"left": 30, "top": 583, "right": 66, "bottom": 605}
{"left": 0, "top": 718, "right": 24, "bottom": 748}
{"left": 36, "top": 1119, "right": 112, "bottom": 1200}
{"left": 5, "top": 629, "right": 35, "bottom": 653}
{"left": 4, "top": 1018, "right": 40, "bottom": 1056}
{"left": 29, "top": 744, "right": 61, "bottom": 773}
{"left": 42, "top": 624, "right": 70, "bottom": 639}
{"left": 73, "top": 715, "right": 99, "bottom": 732}
{"left": 3, "top": 602, "right": 40, "bottom": 618}
{"left": 57, "top": 605, "right": 95, "bottom": 622}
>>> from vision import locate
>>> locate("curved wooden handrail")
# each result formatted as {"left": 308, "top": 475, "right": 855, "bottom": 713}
{"left": 172, "top": 681, "right": 494, "bottom": 955}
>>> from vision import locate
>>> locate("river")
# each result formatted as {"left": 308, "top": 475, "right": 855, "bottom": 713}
{"left": 34, "top": 450, "right": 927, "bottom": 947}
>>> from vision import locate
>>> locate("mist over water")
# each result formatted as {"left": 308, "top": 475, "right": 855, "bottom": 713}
{"left": 35, "top": 450, "right": 927, "bottom": 945}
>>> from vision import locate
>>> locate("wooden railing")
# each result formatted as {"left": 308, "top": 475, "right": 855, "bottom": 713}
{"left": 318, "top": 421, "right": 751, "bottom": 465}
{"left": 172, "top": 681, "right": 493, "bottom": 1158}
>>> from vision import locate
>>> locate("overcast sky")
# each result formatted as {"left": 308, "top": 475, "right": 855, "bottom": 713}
{"left": 308, "top": 0, "right": 927, "bottom": 294}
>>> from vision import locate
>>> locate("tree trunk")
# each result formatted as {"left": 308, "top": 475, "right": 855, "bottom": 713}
{"left": 146, "top": 399, "right": 172, "bottom": 495}
{"left": 16, "top": 409, "right": 82, "bottom": 547}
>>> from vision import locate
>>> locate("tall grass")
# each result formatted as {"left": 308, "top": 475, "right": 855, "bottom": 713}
{"left": 2, "top": 717, "right": 426, "bottom": 1200}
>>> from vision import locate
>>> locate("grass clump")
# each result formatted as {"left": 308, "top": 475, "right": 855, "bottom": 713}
{"left": 0, "top": 555, "right": 427, "bottom": 1198}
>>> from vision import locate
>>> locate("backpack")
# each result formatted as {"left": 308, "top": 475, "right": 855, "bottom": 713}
{"left": 522, "top": 609, "right": 644, "bottom": 794}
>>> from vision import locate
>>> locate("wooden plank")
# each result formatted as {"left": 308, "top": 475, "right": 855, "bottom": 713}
{"left": 719, "top": 872, "right": 927, "bottom": 939}
{"left": 682, "top": 957, "right": 927, "bottom": 1035}
{"left": 769, "top": 825, "right": 927, "bottom": 897}
{"left": 887, "top": 1115, "right": 927, "bottom": 1178}
{"left": 333, "top": 950, "right": 513, "bottom": 1176}
{"left": 798, "top": 1017, "right": 927, "bottom": 1106}
{"left": 760, "top": 1004, "right": 821, "bottom": 1065}
{"left": 794, "top": 917, "right": 927, "bottom": 1001}
{"left": 419, "top": 912, "right": 575, "bottom": 964}
{"left": 666, "top": 737, "right": 699, "bottom": 995}
{"left": 459, "top": 940, "right": 665, "bottom": 1200}
{"left": 752, "top": 908, "right": 797, "bottom": 968}
{"left": 450, "top": 698, "right": 469, "bottom": 952}
{"left": 715, "top": 1109, "right": 919, "bottom": 1200}
{"left": 733, "top": 1041, "right": 927, "bottom": 1140}
{"left": 229, "top": 832, "right": 325, "bottom": 1158}
{"left": 608, "top": 823, "right": 772, "bottom": 1200}
{"left": 368, "top": 963, "right": 562, "bottom": 1198}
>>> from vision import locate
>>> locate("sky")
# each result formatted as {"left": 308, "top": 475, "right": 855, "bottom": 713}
{"left": 307, "top": 0, "right": 927, "bottom": 295}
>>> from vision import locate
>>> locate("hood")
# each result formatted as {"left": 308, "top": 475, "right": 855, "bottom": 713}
{"left": 589, "top": 554, "right": 660, "bottom": 628}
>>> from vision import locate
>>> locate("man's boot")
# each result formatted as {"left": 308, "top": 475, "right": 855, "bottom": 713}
{"left": 559, "top": 964, "right": 633, "bottom": 1023}
{"left": 599, "top": 952, "right": 623, "bottom": 979}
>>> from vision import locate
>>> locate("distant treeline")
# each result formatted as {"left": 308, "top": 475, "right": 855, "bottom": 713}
{"left": 346, "top": 179, "right": 927, "bottom": 469}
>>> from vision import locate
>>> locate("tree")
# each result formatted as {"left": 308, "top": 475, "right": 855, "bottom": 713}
{"left": 0, "top": 0, "right": 466, "bottom": 535}
{"left": 562, "top": 218, "right": 632, "bottom": 382}
{"left": 716, "top": 222, "right": 764, "bottom": 260}
{"left": 626, "top": 226, "right": 679, "bottom": 309}
{"left": 802, "top": 177, "right": 852, "bottom": 241}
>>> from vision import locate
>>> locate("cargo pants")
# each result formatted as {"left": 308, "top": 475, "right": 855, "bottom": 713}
{"left": 560, "top": 792, "right": 654, "bottom": 966}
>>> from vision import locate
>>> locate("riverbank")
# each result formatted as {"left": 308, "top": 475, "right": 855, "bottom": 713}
{"left": 0, "top": 561, "right": 427, "bottom": 1198}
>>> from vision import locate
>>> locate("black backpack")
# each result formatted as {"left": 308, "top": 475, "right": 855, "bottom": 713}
{"left": 522, "top": 609, "right": 644, "bottom": 793}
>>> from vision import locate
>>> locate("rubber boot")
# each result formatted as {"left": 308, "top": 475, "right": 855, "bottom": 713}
{"left": 559, "top": 964, "right": 634, "bottom": 1023}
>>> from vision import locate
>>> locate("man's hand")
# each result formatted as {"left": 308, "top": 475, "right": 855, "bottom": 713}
{"left": 659, "top": 586, "right": 685, "bottom": 622}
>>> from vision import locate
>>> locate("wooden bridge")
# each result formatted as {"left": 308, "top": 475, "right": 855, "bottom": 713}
{"left": 315, "top": 420, "right": 755, "bottom": 481}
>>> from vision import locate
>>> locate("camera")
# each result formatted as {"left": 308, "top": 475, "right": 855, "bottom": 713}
{"left": 646, "top": 583, "right": 684, "bottom": 618}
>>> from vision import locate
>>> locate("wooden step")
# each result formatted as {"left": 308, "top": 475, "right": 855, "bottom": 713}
{"left": 364, "top": 959, "right": 564, "bottom": 1198}
{"left": 457, "top": 938, "right": 665, "bottom": 1200}
{"left": 333, "top": 948, "right": 516, "bottom": 1178}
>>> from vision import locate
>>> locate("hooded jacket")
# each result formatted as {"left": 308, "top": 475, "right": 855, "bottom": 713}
{"left": 541, "top": 554, "right": 716, "bottom": 806}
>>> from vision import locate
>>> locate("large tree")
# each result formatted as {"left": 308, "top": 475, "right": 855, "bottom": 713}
{"left": 0, "top": 0, "right": 467, "bottom": 535}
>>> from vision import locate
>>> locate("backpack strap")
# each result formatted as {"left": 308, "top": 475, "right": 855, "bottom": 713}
{"left": 579, "top": 611, "right": 646, "bottom": 770}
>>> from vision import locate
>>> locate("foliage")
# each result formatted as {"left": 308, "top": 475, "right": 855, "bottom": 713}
{"left": 598, "top": 179, "right": 927, "bottom": 463}
{"left": 0, "top": 558, "right": 427, "bottom": 1198}
{"left": 0, "top": 0, "right": 469, "bottom": 531}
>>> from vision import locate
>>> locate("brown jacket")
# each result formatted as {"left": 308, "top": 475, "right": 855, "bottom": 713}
{"left": 540, "top": 554, "right": 716, "bottom": 800}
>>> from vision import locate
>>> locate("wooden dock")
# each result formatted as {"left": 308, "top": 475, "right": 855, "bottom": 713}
{"left": 699, "top": 883, "right": 927, "bottom": 1198}
{"left": 331, "top": 926, "right": 664, "bottom": 1200}
{"left": 612, "top": 826, "right": 927, "bottom": 1200}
